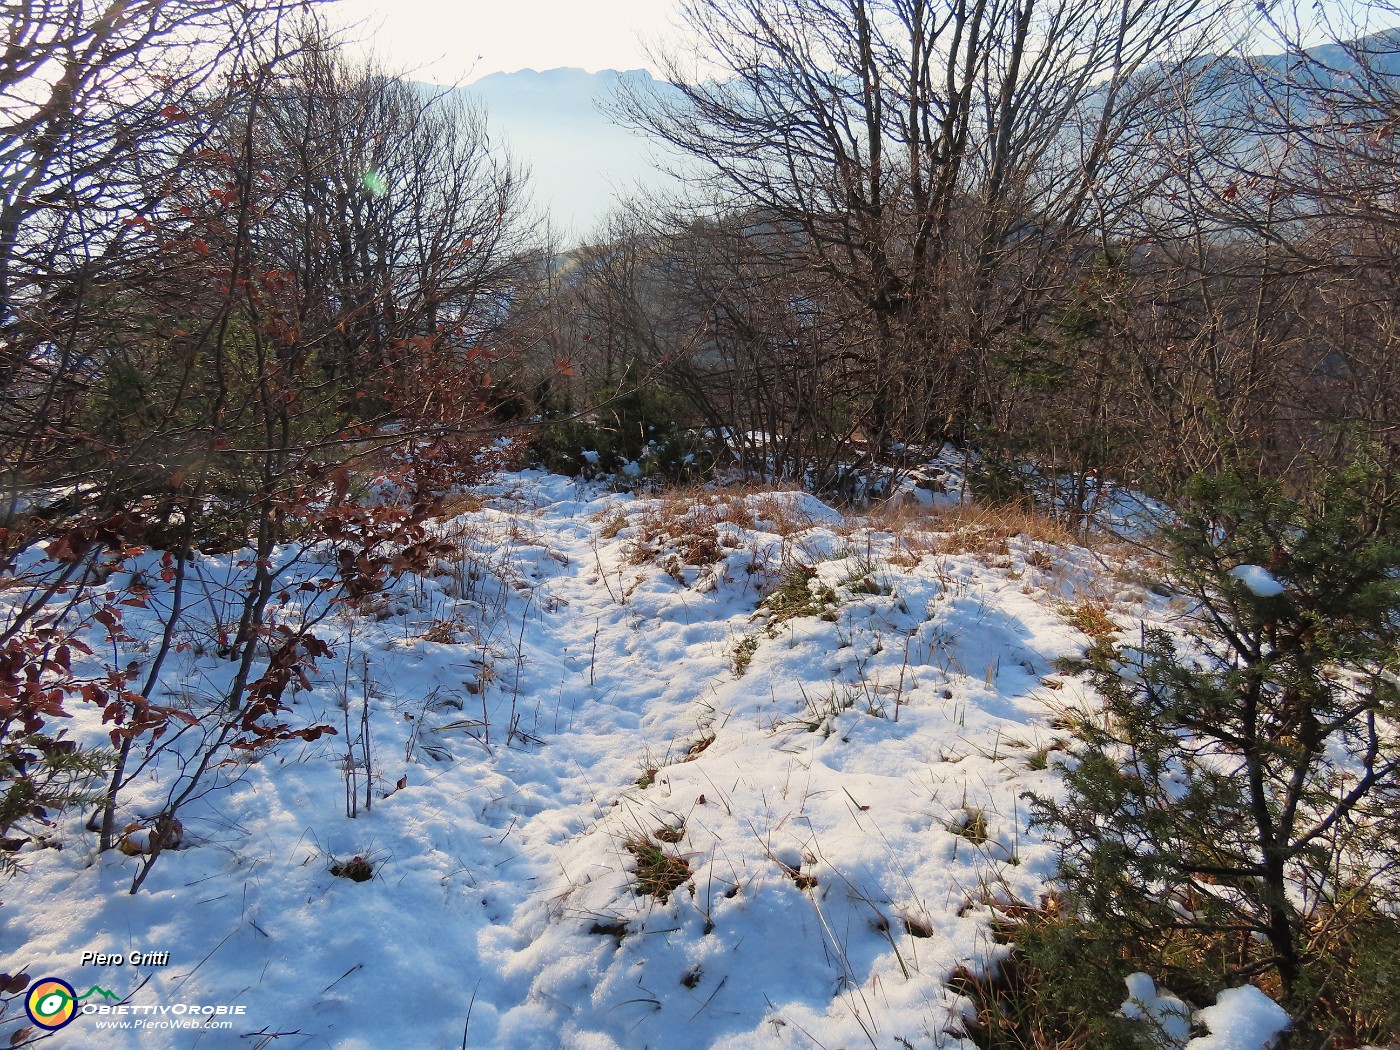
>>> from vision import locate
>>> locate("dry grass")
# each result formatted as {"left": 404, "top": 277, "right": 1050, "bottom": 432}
{"left": 884, "top": 548, "right": 924, "bottom": 568}
{"left": 1060, "top": 598, "right": 1117, "bottom": 639}
{"left": 606, "top": 479, "right": 821, "bottom": 535}
{"left": 618, "top": 491, "right": 761, "bottom": 573}
{"left": 436, "top": 491, "right": 487, "bottom": 517}
{"left": 594, "top": 507, "right": 629, "bottom": 538}
{"left": 654, "top": 823, "right": 685, "bottom": 844}
{"left": 929, "top": 504, "right": 1076, "bottom": 553}
{"left": 760, "top": 563, "right": 838, "bottom": 623}
{"left": 745, "top": 491, "right": 821, "bottom": 537}
{"left": 430, "top": 516, "right": 535, "bottom": 599}
{"left": 852, "top": 501, "right": 1083, "bottom": 577}
{"left": 1025, "top": 549, "right": 1054, "bottom": 570}
{"left": 947, "top": 807, "right": 991, "bottom": 845}
{"left": 420, "top": 618, "right": 468, "bottom": 644}
{"left": 731, "top": 635, "right": 760, "bottom": 676}
{"left": 683, "top": 734, "right": 715, "bottom": 760}
{"left": 594, "top": 487, "right": 1116, "bottom": 611}
{"left": 624, "top": 835, "right": 691, "bottom": 901}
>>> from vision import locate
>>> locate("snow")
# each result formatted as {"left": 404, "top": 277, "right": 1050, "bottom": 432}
{"left": 1122, "top": 972, "right": 1192, "bottom": 1046}
{"left": 0, "top": 472, "right": 1286, "bottom": 1048}
{"left": 1121, "top": 975, "right": 1290, "bottom": 1050}
{"left": 1189, "top": 985, "right": 1291, "bottom": 1050}
{"left": 1228, "top": 564, "right": 1286, "bottom": 597}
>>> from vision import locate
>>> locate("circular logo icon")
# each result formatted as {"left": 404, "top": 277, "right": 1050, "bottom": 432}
{"left": 26, "top": 977, "right": 78, "bottom": 1030}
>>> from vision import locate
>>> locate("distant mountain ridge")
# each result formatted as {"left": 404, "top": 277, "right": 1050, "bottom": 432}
{"left": 452, "top": 35, "right": 1400, "bottom": 240}
{"left": 454, "top": 68, "right": 684, "bottom": 237}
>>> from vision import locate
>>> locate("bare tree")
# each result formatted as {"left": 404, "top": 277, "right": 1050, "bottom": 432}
{"left": 251, "top": 29, "right": 533, "bottom": 393}
{"left": 1, "top": 11, "right": 536, "bottom": 880}
{"left": 1094, "top": 6, "right": 1400, "bottom": 493}
{"left": 620, "top": 0, "right": 1237, "bottom": 454}
{"left": 0, "top": 2, "right": 310, "bottom": 495}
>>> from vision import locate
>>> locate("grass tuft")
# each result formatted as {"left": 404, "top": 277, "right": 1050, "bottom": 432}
{"left": 1060, "top": 599, "right": 1117, "bottom": 638}
{"left": 948, "top": 807, "right": 990, "bottom": 845}
{"left": 761, "top": 564, "right": 837, "bottom": 623}
{"left": 624, "top": 835, "right": 691, "bottom": 901}
{"left": 731, "top": 636, "right": 759, "bottom": 677}
{"left": 903, "top": 915, "right": 934, "bottom": 938}
{"left": 654, "top": 823, "right": 685, "bottom": 844}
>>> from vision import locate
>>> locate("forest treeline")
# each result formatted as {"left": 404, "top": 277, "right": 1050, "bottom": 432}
{"left": 3, "top": 0, "right": 1398, "bottom": 531}
{"left": 518, "top": 0, "right": 1400, "bottom": 514}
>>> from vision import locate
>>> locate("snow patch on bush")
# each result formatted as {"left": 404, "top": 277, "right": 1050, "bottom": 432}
{"left": 1228, "top": 563, "right": 1285, "bottom": 597}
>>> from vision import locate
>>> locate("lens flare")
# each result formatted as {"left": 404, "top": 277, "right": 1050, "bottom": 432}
{"left": 362, "top": 170, "right": 388, "bottom": 197}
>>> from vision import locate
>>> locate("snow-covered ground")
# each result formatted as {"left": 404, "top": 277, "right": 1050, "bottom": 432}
{"left": 0, "top": 473, "right": 1280, "bottom": 1048}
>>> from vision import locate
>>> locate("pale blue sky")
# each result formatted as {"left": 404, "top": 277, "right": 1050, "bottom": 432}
{"left": 329, "top": 0, "right": 685, "bottom": 83}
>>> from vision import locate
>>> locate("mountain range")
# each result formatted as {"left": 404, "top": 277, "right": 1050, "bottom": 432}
{"left": 455, "top": 34, "right": 1400, "bottom": 241}
{"left": 456, "top": 67, "right": 685, "bottom": 237}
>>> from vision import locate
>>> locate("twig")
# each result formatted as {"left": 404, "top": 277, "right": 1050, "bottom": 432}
{"left": 460, "top": 979, "right": 480, "bottom": 1050}
{"left": 688, "top": 974, "right": 729, "bottom": 1022}
{"left": 322, "top": 962, "right": 362, "bottom": 994}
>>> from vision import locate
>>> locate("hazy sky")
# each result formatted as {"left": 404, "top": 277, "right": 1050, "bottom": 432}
{"left": 328, "top": 0, "right": 686, "bottom": 83}
{"left": 323, "top": 0, "right": 1393, "bottom": 84}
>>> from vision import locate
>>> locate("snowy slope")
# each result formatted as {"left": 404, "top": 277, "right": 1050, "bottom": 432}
{"left": 0, "top": 474, "right": 1211, "bottom": 1049}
